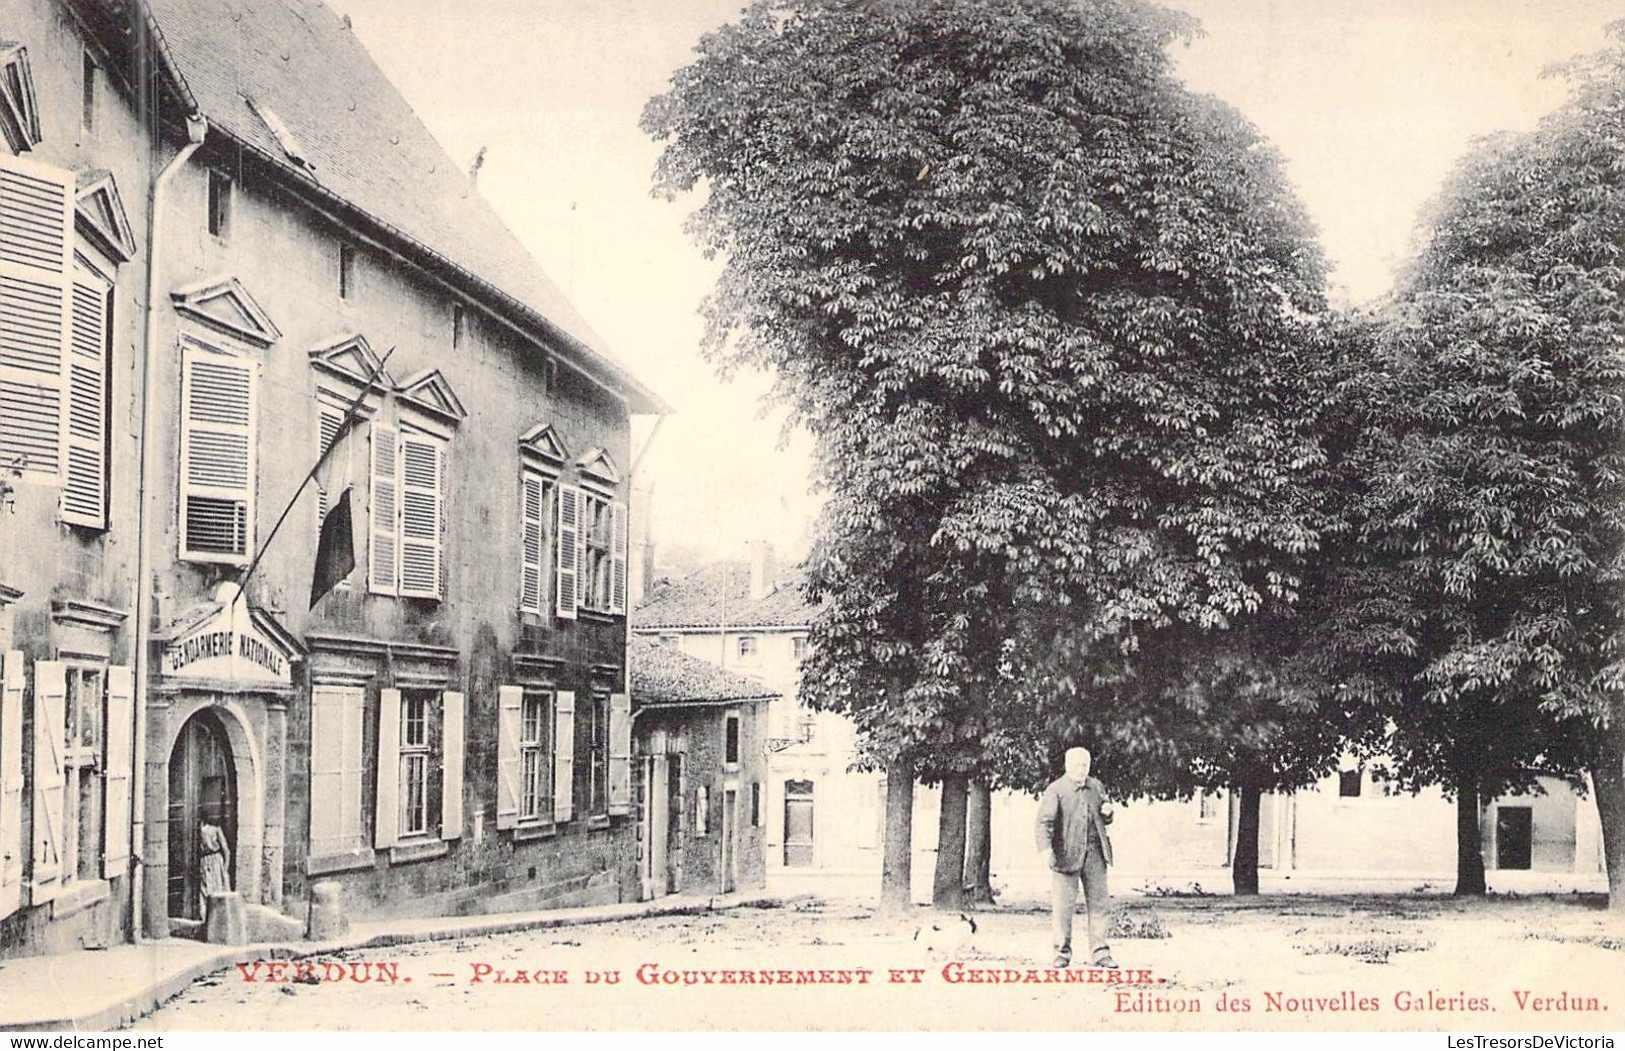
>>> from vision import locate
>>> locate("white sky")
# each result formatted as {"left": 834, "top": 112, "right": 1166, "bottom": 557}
{"left": 326, "top": 0, "right": 1618, "bottom": 567}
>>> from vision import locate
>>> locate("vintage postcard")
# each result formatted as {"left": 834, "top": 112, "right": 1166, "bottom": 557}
{"left": 0, "top": 0, "right": 1621, "bottom": 1036}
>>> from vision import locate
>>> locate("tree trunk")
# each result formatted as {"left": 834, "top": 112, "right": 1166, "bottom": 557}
{"left": 964, "top": 779, "right": 995, "bottom": 905}
{"left": 879, "top": 758, "right": 916, "bottom": 916}
{"left": 1454, "top": 772, "right": 1487, "bottom": 897}
{"left": 932, "top": 774, "right": 969, "bottom": 909}
{"left": 1590, "top": 722, "right": 1625, "bottom": 913}
{"left": 1232, "top": 784, "right": 1262, "bottom": 896}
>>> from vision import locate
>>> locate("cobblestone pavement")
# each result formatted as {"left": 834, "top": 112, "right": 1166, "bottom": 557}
{"left": 131, "top": 893, "right": 1624, "bottom": 1032}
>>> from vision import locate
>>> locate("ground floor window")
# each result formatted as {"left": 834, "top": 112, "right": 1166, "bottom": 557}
{"left": 521, "top": 690, "right": 553, "bottom": 821}
{"left": 399, "top": 690, "right": 438, "bottom": 837}
{"left": 64, "top": 665, "right": 105, "bottom": 883}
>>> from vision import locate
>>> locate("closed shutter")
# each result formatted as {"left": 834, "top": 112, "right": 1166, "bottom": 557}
{"left": 374, "top": 687, "right": 401, "bottom": 849}
{"left": 519, "top": 475, "right": 545, "bottom": 614}
{"left": 398, "top": 434, "right": 441, "bottom": 598}
{"left": 439, "top": 445, "right": 451, "bottom": 599}
{"left": 553, "top": 690, "right": 575, "bottom": 823}
{"left": 315, "top": 404, "right": 343, "bottom": 526}
{"left": 555, "top": 485, "right": 580, "bottom": 619}
{"left": 0, "top": 652, "right": 24, "bottom": 919}
{"left": 0, "top": 156, "right": 73, "bottom": 481}
{"left": 610, "top": 501, "right": 628, "bottom": 615}
{"left": 368, "top": 423, "right": 398, "bottom": 594}
{"left": 310, "top": 684, "right": 365, "bottom": 857}
{"left": 179, "top": 349, "right": 256, "bottom": 560}
{"left": 440, "top": 690, "right": 464, "bottom": 840}
{"left": 608, "top": 691, "right": 631, "bottom": 816}
{"left": 61, "top": 262, "right": 110, "bottom": 527}
{"left": 29, "top": 660, "right": 65, "bottom": 904}
{"left": 496, "top": 685, "right": 522, "bottom": 830}
{"left": 101, "top": 665, "right": 132, "bottom": 878}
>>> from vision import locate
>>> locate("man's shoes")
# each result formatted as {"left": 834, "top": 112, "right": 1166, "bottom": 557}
{"left": 1092, "top": 952, "right": 1119, "bottom": 969}
{"left": 1052, "top": 954, "right": 1071, "bottom": 969}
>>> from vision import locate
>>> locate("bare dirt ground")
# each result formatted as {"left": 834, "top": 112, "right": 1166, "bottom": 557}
{"left": 131, "top": 892, "right": 1624, "bottom": 1032}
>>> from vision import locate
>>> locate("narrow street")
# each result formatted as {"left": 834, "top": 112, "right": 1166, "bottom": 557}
{"left": 131, "top": 894, "right": 1624, "bottom": 1031}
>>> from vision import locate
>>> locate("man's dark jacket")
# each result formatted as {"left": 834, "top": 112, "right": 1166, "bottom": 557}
{"left": 1034, "top": 774, "right": 1114, "bottom": 871}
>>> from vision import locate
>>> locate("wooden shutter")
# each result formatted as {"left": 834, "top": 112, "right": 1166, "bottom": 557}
{"left": 179, "top": 349, "right": 256, "bottom": 560}
{"left": 438, "top": 445, "right": 451, "bottom": 599}
{"left": 0, "top": 652, "right": 24, "bottom": 919}
{"left": 398, "top": 434, "right": 441, "bottom": 598}
{"left": 374, "top": 687, "right": 401, "bottom": 849}
{"left": 309, "top": 685, "right": 342, "bottom": 855}
{"left": 101, "top": 665, "right": 132, "bottom": 878}
{"left": 553, "top": 690, "right": 575, "bottom": 823}
{"left": 29, "top": 660, "right": 66, "bottom": 904}
{"left": 0, "top": 156, "right": 73, "bottom": 482}
{"left": 440, "top": 690, "right": 464, "bottom": 841}
{"left": 315, "top": 403, "right": 343, "bottom": 526}
{"left": 608, "top": 691, "right": 631, "bottom": 816}
{"left": 61, "top": 261, "right": 110, "bottom": 527}
{"left": 496, "top": 685, "right": 522, "bottom": 830}
{"left": 520, "top": 475, "right": 545, "bottom": 614}
{"left": 369, "top": 423, "right": 398, "bottom": 594}
{"left": 610, "top": 501, "right": 628, "bottom": 615}
{"left": 555, "top": 485, "right": 581, "bottom": 619}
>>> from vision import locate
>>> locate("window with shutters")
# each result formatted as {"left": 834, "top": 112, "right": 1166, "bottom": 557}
{"left": 0, "top": 156, "right": 73, "bottom": 483}
{"left": 312, "top": 397, "right": 358, "bottom": 589}
{"left": 179, "top": 345, "right": 256, "bottom": 562}
{"left": 519, "top": 471, "right": 552, "bottom": 615}
{"left": 61, "top": 256, "right": 111, "bottom": 528}
{"left": 398, "top": 690, "right": 438, "bottom": 838}
{"left": 309, "top": 684, "right": 365, "bottom": 858}
{"left": 62, "top": 665, "right": 104, "bottom": 884}
{"left": 579, "top": 492, "right": 626, "bottom": 615}
{"left": 577, "top": 691, "right": 609, "bottom": 819}
{"left": 519, "top": 690, "right": 552, "bottom": 821}
{"left": 398, "top": 431, "right": 444, "bottom": 599}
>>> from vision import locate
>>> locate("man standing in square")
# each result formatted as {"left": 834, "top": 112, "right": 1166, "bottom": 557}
{"left": 1035, "top": 746, "right": 1117, "bottom": 969}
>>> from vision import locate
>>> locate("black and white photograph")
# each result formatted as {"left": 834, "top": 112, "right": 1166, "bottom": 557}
{"left": 0, "top": 0, "right": 1622, "bottom": 1036}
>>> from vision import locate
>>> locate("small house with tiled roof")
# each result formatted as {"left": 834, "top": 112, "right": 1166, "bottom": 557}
{"left": 0, "top": 0, "right": 664, "bottom": 960}
{"left": 628, "top": 635, "right": 772, "bottom": 898}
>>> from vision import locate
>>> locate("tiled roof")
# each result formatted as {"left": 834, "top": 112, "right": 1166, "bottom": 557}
{"left": 631, "top": 562, "right": 822, "bottom": 631}
{"left": 144, "top": 0, "right": 663, "bottom": 411}
{"left": 630, "top": 635, "right": 777, "bottom": 708}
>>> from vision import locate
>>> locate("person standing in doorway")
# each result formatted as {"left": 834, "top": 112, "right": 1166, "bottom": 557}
{"left": 197, "top": 805, "right": 232, "bottom": 919}
{"left": 1035, "top": 746, "right": 1117, "bottom": 969}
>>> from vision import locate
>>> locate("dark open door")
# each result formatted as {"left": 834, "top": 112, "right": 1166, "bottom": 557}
{"left": 1496, "top": 806, "right": 1533, "bottom": 870}
{"left": 167, "top": 710, "right": 237, "bottom": 920}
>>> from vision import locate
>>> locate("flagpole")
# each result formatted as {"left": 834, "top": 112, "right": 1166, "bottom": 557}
{"left": 236, "top": 346, "right": 396, "bottom": 599}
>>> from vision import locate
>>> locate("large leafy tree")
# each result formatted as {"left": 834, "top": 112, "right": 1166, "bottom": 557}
{"left": 1343, "top": 25, "right": 1625, "bottom": 904}
{"left": 644, "top": 0, "right": 1332, "bottom": 910}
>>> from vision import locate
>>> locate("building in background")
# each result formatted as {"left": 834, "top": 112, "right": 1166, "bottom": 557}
{"left": 1, "top": 0, "right": 664, "bottom": 961}
{"left": 628, "top": 635, "right": 773, "bottom": 900}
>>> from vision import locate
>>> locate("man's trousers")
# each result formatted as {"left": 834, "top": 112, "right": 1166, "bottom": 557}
{"left": 1049, "top": 846, "right": 1109, "bottom": 963}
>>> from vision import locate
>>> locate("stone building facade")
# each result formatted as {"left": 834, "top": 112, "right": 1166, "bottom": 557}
{"left": 0, "top": 0, "right": 664, "bottom": 960}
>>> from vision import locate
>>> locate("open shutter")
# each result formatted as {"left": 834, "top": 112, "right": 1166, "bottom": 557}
{"left": 0, "top": 156, "right": 73, "bottom": 482}
{"left": 496, "top": 685, "right": 522, "bottom": 830}
{"left": 610, "top": 501, "right": 628, "bottom": 615}
{"left": 101, "top": 665, "right": 132, "bottom": 878}
{"left": 374, "top": 687, "right": 401, "bottom": 849}
{"left": 520, "top": 475, "right": 544, "bottom": 614}
{"left": 315, "top": 403, "right": 343, "bottom": 527}
{"left": 368, "top": 423, "right": 398, "bottom": 594}
{"left": 555, "top": 486, "right": 580, "bottom": 619}
{"left": 440, "top": 690, "right": 464, "bottom": 840}
{"left": 179, "top": 349, "right": 256, "bottom": 560}
{"left": 61, "top": 262, "right": 110, "bottom": 527}
{"left": 608, "top": 691, "right": 631, "bottom": 816}
{"left": 0, "top": 652, "right": 24, "bottom": 919}
{"left": 553, "top": 690, "right": 575, "bottom": 823}
{"left": 29, "top": 660, "right": 65, "bottom": 904}
{"left": 398, "top": 434, "right": 441, "bottom": 598}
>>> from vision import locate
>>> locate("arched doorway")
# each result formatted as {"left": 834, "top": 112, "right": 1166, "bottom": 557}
{"left": 167, "top": 710, "right": 238, "bottom": 920}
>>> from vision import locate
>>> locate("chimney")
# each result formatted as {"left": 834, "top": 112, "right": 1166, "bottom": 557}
{"left": 747, "top": 540, "right": 776, "bottom": 602}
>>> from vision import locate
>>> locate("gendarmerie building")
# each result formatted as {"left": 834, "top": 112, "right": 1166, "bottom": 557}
{"left": 0, "top": 0, "right": 664, "bottom": 960}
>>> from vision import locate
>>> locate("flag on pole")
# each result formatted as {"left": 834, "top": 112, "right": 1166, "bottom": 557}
{"left": 310, "top": 486, "right": 356, "bottom": 609}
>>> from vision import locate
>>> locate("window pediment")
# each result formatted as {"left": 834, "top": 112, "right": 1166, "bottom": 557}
{"left": 0, "top": 43, "right": 42, "bottom": 154}
{"left": 172, "top": 276, "right": 282, "bottom": 348}
{"left": 309, "top": 332, "right": 395, "bottom": 394}
{"left": 575, "top": 446, "right": 621, "bottom": 487}
{"left": 396, "top": 367, "right": 466, "bottom": 425}
{"left": 519, "top": 423, "right": 568, "bottom": 466}
{"left": 75, "top": 168, "right": 137, "bottom": 262}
